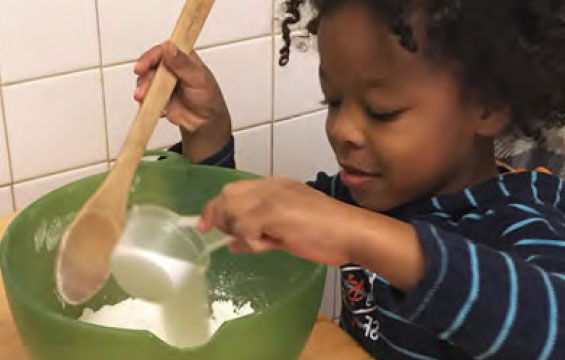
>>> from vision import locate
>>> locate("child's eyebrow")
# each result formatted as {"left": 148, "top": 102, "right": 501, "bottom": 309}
{"left": 319, "top": 67, "right": 386, "bottom": 88}
{"left": 365, "top": 77, "right": 385, "bottom": 88}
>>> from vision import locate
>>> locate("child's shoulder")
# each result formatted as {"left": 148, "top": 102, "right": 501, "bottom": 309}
{"left": 494, "top": 170, "right": 564, "bottom": 212}
{"left": 474, "top": 170, "right": 565, "bottom": 242}
{"left": 420, "top": 170, "right": 565, "bottom": 243}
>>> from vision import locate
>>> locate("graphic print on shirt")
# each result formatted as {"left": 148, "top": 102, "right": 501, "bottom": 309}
{"left": 341, "top": 265, "right": 382, "bottom": 343}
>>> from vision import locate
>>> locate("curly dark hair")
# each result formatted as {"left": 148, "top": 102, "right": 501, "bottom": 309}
{"left": 279, "top": 0, "right": 565, "bottom": 137}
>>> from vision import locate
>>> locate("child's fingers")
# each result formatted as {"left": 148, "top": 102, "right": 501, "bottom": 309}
{"left": 248, "top": 237, "right": 280, "bottom": 253}
{"left": 133, "top": 71, "right": 156, "bottom": 102}
{"left": 164, "top": 97, "right": 205, "bottom": 132}
{"left": 198, "top": 196, "right": 222, "bottom": 233}
{"left": 161, "top": 41, "right": 207, "bottom": 89}
{"left": 134, "top": 43, "right": 165, "bottom": 75}
{"left": 228, "top": 239, "right": 253, "bottom": 254}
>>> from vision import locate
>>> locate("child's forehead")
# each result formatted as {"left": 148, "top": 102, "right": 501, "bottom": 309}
{"left": 317, "top": 7, "right": 439, "bottom": 90}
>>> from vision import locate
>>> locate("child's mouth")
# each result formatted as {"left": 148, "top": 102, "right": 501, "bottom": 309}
{"left": 339, "top": 164, "right": 379, "bottom": 188}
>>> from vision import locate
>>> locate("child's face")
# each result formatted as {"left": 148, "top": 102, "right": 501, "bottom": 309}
{"left": 318, "top": 2, "right": 505, "bottom": 211}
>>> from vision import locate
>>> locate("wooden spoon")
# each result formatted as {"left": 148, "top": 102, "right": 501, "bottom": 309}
{"left": 55, "top": 0, "right": 216, "bottom": 305}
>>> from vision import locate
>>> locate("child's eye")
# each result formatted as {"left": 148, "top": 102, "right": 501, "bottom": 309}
{"left": 320, "top": 99, "right": 341, "bottom": 109}
{"left": 365, "top": 107, "right": 403, "bottom": 122}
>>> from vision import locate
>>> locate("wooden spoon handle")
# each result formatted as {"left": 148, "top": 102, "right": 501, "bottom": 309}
{"left": 106, "top": 0, "right": 215, "bottom": 215}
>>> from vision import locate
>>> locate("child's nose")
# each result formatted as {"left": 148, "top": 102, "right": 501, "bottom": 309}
{"left": 328, "top": 107, "right": 366, "bottom": 150}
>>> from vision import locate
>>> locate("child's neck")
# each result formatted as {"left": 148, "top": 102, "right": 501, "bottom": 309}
{"left": 439, "top": 139, "right": 499, "bottom": 195}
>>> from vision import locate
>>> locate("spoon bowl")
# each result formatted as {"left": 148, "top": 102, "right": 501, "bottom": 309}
{"left": 55, "top": 210, "right": 121, "bottom": 304}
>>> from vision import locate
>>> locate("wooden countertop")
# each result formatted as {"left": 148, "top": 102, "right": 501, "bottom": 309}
{"left": 0, "top": 213, "right": 372, "bottom": 360}
{"left": 0, "top": 213, "right": 28, "bottom": 360}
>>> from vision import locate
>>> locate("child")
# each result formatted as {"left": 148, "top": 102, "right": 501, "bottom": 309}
{"left": 134, "top": 0, "right": 565, "bottom": 358}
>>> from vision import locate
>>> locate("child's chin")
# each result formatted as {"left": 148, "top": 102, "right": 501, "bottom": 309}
{"left": 350, "top": 190, "right": 400, "bottom": 213}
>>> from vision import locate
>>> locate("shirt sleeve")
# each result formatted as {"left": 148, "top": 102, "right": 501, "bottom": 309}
{"left": 168, "top": 137, "right": 236, "bottom": 169}
{"left": 382, "top": 206, "right": 565, "bottom": 360}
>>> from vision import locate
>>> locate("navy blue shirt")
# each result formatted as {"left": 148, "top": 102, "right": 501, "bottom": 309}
{"left": 185, "top": 139, "right": 565, "bottom": 359}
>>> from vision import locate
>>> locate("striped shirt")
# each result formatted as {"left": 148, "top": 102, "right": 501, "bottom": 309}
{"left": 184, "top": 139, "right": 565, "bottom": 359}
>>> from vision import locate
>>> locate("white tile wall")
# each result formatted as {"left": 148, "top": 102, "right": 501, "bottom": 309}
{"left": 319, "top": 267, "right": 336, "bottom": 319}
{"left": 0, "top": 0, "right": 340, "bottom": 318}
{"left": 98, "top": 0, "right": 273, "bottom": 65}
{"left": 13, "top": 163, "right": 107, "bottom": 210}
{"left": 198, "top": 0, "right": 273, "bottom": 47}
{"left": 97, "top": 0, "right": 186, "bottom": 65}
{"left": 274, "top": 36, "right": 324, "bottom": 120}
{"left": 3, "top": 70, "right": 107, "bottom": 181}
{"left": 234, "top": 124, "right": 271, "bottom": 176}
{"left": 0, "top": 0, "right": 100, "bottom": 83}
{"left": 0, "top": 187, "right": 13, "bottom": 215}
{"left": 334, "top": 268, "right": 343, "bottom": 322}
{"left": 103, "top": 63, "right": 181, "bottom": 159}
{"left": 273, "top": 110, "right": 338, "bottom": 181}
{"left": 200, "top": 37, "right": 273, "bottom": 130}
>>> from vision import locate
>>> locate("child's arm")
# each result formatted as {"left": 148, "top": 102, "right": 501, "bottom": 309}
{"left": 382, "top": 219, "right": 565, "bottom": 360}
{"left": 134, "top": 41, "right": 232, "bottom": 164}
{"left": 199, "top": 177, "right": 565, "bottom": 360}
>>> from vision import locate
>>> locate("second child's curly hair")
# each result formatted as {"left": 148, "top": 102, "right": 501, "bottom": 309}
{"left": 279, "top": 0, "right": 565, "bottom": 137}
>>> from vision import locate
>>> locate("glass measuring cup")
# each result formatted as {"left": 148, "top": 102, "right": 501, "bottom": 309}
{"left": 110, "top": 205, "right": 229, "bottom": 302}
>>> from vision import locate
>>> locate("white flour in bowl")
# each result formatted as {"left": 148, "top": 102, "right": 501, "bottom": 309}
{"left": 79, "top": 298, "right": 254, "bottom": 347}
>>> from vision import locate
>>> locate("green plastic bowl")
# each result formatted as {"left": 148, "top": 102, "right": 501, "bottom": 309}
{"left": 1, "top": 151, "right": 326, "bottom": 360}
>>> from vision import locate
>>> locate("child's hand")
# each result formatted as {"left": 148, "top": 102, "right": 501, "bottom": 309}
{"left": 198, "top": 178, "right": 356, "bottom": 266}
{"left": 134, "top": 41, "right": 232, "bottom": 163}
{"left": 199, "top": 178, "right": 425, "bottom": 290}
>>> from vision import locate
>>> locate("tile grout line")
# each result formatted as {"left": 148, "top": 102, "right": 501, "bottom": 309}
{"left": 100, "top": 59, "right": 137, "bottom": 69}
{"left": 94, "top": 0, "right": 111, "bottom": 170}
{"left": 195, "top": 33, "right": 272, "bottom": 52}
{"left": 0, "top": 61, "right": 17, "bottom": 211}
{"left": 101, "top": 34, "right": 273, "bottom": 68}
{"left": 274, "top": 107, "right": 327, "bottom": 124}
{"left": 1, "top": 65, "right": 101, "bottom": 87}
{"left": 0, "top": 35, "right": 275, "bottom": 88}
{"left": 270, "top": 0, "right": 276, "bottom": 176}
{"left": 234, "top": 120, "right": 273, "bottom": 134}
{"left": 12, "top": 160, "right": 109, "bottom": 186}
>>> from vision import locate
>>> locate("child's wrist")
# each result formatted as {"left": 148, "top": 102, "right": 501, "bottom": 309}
{"left": 346, "top": 210, "right": 425, "bottom": 291}
{"left": 180, "top": 119, "right": 232, "bottom": 163}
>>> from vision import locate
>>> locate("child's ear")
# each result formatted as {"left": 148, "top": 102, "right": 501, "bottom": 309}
{"left": 474, "top": 106, "right": 510, "bottom": 137}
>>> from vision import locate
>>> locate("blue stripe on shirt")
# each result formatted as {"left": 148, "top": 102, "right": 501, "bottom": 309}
{"left": 515, "top": 239, "right": 565, "bottom": 248}
{"left": 375, "top": 304, "right": 411, "bottom": 324}
{"left": 432, "top": 212, "right": 450, "bottom": 219}
{"left": 498, "top": 176, "right": 511, "bottom": 197}
{"left": 527, "top": 255, "right": 543, "bottom": 262}
{"left": 509, "top": 204, "right": 543, "bottom": 216}
{"left": 440, "top": 241, "right": 480, "bottom": 340}
{"left": 538, "top": 268, "right": 558, "bottom": 360}
{"left": 409, "top": 225, "right": 449, "bottom": 322}
{"left": 502, "top": 218, "right": 556, "bottom": 237}
{"left": 476, "top": 253, "right": 518, "bottom": 359}
{"left": 465, "top": 189, "right": 478, "bottom": 208}
{"left": 551, "top": 273, "right": 565, "bottom": 282}
{"left": 380, "top": 334, "right": 438, "bottom": 360}
{"left": 431, "top": 197, "right": 442, "bottom": 211}
{"left": 555, "top": 179, "right": 563, "bottom": 207}
{"left": 532, "top": 172, "right": 543, "bottom": 205}
{"left": 462, "top": 214, "right": 483, "bottom": 221}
